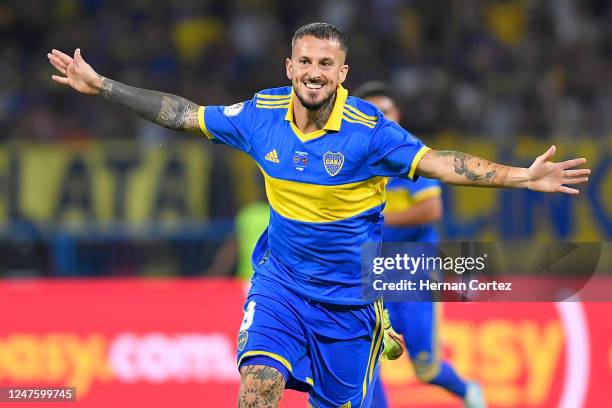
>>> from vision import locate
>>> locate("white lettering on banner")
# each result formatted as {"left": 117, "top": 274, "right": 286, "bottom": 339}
{"left": 108, "top": 333, "right": 238, "bottom": 383}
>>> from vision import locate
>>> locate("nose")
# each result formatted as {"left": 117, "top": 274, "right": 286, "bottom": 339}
{"left": 307, "top": 64, "right": 321, "bottom": 79}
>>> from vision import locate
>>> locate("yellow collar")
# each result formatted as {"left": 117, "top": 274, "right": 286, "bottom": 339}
{"left": 284, "top": 85, "right": 348, "bottom": 141}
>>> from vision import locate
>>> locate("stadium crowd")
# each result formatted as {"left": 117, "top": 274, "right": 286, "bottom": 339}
{"left": 1, "top": 0, "right": 611, "bottom": 142}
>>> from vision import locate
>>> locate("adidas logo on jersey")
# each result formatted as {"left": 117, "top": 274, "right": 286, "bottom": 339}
{"left": 265, "top": 149, "right": 280, "bottom": 163}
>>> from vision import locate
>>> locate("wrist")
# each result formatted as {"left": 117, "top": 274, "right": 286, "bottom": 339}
{"left": 518, "top": 167, "right": 531, "bottom": 189}
{"left": 93, "top": 75, "right": 106, "bottom": 95}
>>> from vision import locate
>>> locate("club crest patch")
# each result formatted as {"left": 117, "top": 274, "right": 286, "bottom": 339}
{"left": 223, "top": 102, "right": 244, "bottom": 117}
{"left": 323, "top": 151, "right": 344, "bottom": 176}
{"left": 237, "top": 330, "right": 248, "bottom": 351}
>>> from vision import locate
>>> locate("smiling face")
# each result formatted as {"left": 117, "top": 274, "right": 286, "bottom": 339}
{"left": 286, "top": 35, "right": 349, "bottom": 111}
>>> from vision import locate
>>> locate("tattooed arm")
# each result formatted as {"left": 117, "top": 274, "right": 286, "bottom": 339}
{"left": 48, "top": 48, "right": 200, "bottom": 132}
{"left": 417, "top": 147, "right": 590, "bottom": 194}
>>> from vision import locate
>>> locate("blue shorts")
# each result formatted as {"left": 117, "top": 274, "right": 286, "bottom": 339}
{"left": 237, "top": 275, "right": 384, "bottom": 408}
{"left": 385, "top": 301, "right": 441, "bottom": 380}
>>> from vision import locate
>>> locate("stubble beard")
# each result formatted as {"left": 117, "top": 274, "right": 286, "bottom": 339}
{"left": 295, "top": 85, "right": 336, "bottom": 111}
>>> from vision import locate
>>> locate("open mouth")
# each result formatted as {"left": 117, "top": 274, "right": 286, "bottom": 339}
{"left": 305, "top": 82, "right": 324, "bottom": 90}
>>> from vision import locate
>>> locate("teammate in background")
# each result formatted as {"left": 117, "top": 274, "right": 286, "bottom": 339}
{"left": 355, "top": 82, "right": 486, "bottom": 407}
{"left": 48, "top": 22, "right": 589, "bottom": 408}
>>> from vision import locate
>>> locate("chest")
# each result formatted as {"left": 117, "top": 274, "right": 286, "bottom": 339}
{"left": 251, "top": 122, "right": 371, "bottom": 184}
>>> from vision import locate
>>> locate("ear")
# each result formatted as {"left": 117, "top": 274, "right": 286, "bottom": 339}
{"left": 286, "top": 57, "right": 293, "bottom": 81}
{"left": 338, "top": 64, "right": 349, "bottom": 84}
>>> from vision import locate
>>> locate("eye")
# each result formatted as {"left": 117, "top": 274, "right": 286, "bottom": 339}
{"left": 299, "top": 59, "right": 310, "bottom": 65}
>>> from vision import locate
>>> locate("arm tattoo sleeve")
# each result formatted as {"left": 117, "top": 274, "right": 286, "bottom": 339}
{"left": 435, "top": 150, "right": 498, "bottom": 182}
{"left": 98, "top": 76, "right": 200, "bottom": 132}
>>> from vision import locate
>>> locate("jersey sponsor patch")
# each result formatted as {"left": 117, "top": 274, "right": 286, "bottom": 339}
{"left": 223, "top": 102, "right": 244, "bottom": 117}
{"left": 293, "top": 151, "right": 309, "bottom": 171}
{"left": 323, "top": 151, "right": 344, "bottom": 176}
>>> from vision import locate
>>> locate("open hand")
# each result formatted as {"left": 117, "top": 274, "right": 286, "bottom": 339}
{"left": 527, "top": 146, "right": 590, "bottom": 194}
{"left": 47, "top": 49, "right": 102, "bottom": 95}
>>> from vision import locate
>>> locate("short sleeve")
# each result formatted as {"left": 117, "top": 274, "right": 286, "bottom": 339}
{"left": 367, "top": 118, "right": 430, "bottom": 179}
{"left": 198, "top": 98, "right": 256, "bottom": 152}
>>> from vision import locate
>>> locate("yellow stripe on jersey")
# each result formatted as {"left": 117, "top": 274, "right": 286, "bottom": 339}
{"left": 256, "top": 93, "right": 292, "bottom": 100}
{"left": 384, "top": 189, "right": 412, "bottom": 213}
{"left": 412, "top": 186, "right": 442, "bottom": 203}
{"left": 260, "top": 168, "right": 387, "bottom": 223}
{"left": 255, "top": 98, "right": 292, "bottom": 106}
{"left": 342, "top": 114, "right": 376, "bottom": 128}
{"left": 256, "top": 103, "right": 290, "bottom": 109}
{"left": 408, "top": 146, "right": 431, "bottom": 180}
{"left": 343, "top": 108, "right": 377, "bottom": 127}
{"left": 344, "top": 104, "right": 378, "bottom": 122}
{"left": 197, "top": 106, "right": 214, "bottom": 140}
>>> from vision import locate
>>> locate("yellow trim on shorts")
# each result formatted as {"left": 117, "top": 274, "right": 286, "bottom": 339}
{"left": 362, "top": 299, "right": 383, "bottom": 400}
{"left": 238, "top": 350, "right": 292, "bottom": 372}
{"left": 368, "top": 301, "right": 385, "bottom": 382}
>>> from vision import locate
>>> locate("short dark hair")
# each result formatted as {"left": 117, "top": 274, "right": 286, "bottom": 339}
{"left": 292, "top": 22, "right": 348, "bottom": 53}
{"left": 352, "top": 81, "right": 395, "bottom": 101}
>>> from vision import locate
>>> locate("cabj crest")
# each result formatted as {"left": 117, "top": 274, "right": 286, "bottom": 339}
{"left": 323, "top": 151, "right": 344, "bottom": 176}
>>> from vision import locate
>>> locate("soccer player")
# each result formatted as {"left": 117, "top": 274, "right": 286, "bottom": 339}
{"left": 48, "top": 22, "right": 589, "bottom": 408}
{"left": 354, "top": 82, "right": 485, "bottom": 407}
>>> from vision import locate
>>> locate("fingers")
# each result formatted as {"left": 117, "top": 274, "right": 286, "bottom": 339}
{"left": 48, "top": 53, "right": 68, "bottom": 75}
{"left": 558, "top": 186, "right": 580, "bottom": 195}
{"left": 564, "top": 169, "right": 591, "bottom": 178}
{"left": 560, "top": 158, "right": 587, "bottom": 169}
{"left": 51, "top": 49, "right": 73, "bottom": 65}
{"left": 51, "top": 75, "right": 70, "bottom": 85}
{"left": 538, "top": 145, "right": 556, "bottom": 163}
{"left": 562, "top": 177, "right": 589, "bottom": 185}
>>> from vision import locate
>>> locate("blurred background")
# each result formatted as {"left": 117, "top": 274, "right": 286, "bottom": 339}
{"left": 0, "top": 0, "right": 610, "bottom": 407}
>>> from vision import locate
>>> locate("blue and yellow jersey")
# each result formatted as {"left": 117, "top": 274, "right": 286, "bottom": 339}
{"left": 197, "top": 85, "right": 429, "bottom": 305}
{"left": 382, "top": 177, "right": 441, "bottom": 243}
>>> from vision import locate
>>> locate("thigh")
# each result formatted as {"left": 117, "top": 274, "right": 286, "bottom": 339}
{"left": 237, "top": 277, "right": 314, "bottom": 391}
{"left": 307, "top": 299, "right": 385, "bottom": 408}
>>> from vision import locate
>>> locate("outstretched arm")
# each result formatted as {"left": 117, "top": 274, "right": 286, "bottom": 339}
{"left": 417, "top": 146, "right": 590, "bottom": 194}
{"left": 47, "top": 49, "right": 200, "bottom": 133}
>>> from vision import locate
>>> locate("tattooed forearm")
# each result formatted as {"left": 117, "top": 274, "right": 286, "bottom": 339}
{"left": 97, "top": 76, "right": 200, "bottom": 132}
{"left": 436, "top": 150, "right": 498, "bottom": 183}
{"left": 238, "top": 365, "right": 284, "bottom": 408}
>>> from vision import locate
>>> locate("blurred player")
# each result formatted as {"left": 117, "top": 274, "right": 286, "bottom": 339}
{"left": 48, "top": 22, "right": 589, "bottom": 408}
{"left": 355, "top": 82, "right": 486, "bottom": 407}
